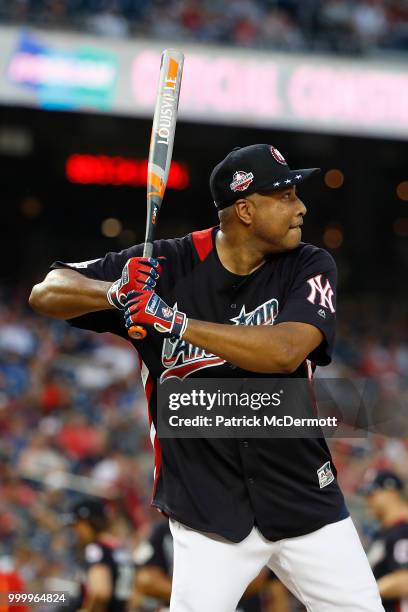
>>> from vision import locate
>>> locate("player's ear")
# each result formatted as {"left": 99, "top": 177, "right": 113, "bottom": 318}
{"left": 234, "top": 198, "right": 254, "bottom": 226}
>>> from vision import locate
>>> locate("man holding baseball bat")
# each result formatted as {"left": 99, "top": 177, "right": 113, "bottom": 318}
{"left": 29, "top": 144, "right": 384, "bottom": 611}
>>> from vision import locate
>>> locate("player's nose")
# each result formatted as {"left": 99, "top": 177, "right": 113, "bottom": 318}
{"left": 296, "top": 197, "right": 307, "bottom": 217}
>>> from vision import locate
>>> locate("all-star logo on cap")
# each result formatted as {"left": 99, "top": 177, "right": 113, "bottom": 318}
{"left": 270, "top": 146, "right": 287, "bottom": 165}
{"left": 230, "top": 170, "right": 254, "bottom": 192}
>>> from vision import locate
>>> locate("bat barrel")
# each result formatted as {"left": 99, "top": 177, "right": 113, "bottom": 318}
{"left": 144, "top": 49, "right": 184, "bottom": 248}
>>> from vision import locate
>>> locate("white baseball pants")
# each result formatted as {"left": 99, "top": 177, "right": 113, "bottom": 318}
{"left": 169, "top": 517, "right": 384, "bottom": 612}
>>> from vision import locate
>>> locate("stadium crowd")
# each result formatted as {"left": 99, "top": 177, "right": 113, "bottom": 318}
{"left": 0, "top": 288, "right": 407, "bottom": 595}
{"left": 0, "top": 290, "right": 152, "bottom": 593}
{"left": 0, "top": 0, "right": 408, "bottom": 54}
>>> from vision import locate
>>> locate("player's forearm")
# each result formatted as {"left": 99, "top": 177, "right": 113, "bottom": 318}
{"left": 183, "top": 319, "right": 296, "bottom": 374}
{"left": 377, "top": 569, "right": 408, "bottom": 599}
{"left": 29, "top": 269, "right": 114, "bottom": 319}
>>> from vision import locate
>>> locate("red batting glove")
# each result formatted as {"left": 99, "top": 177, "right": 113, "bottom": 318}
{"left": 107, "top": 257, "right": 164, "bottom": 309}
{"left": 124, "top": 291, "right": 188, "bottom": 340}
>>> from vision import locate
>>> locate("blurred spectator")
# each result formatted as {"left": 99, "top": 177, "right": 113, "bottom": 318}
{"left": 18, "top": 433, "right": 69, "bottom": 479}
{"left": 87, "top": 0, "right": 130, "bottom": 37}
{"left": 384, "top": 0, "right": 408, "bottom": 50}
{"left": 318, "top": 0, "right": 357, "bottom": 53}
{"left": 259, "top": 8, "right": 306, "bottom": 51}
{"left": 351, "top": 0, "right": 388, "bottom": 49}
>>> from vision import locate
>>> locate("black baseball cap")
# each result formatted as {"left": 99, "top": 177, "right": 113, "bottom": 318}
{"left": 62, "top": 498, "right": 108, "bottom": 529}
{"left": 359, "top": 470, "right": 404, "bottom": 496}
{"left": 210, "top": 144, "right": 321, "bottom": 210}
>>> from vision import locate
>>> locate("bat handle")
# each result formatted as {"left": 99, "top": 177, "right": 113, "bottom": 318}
{"left": 128, "top": 325, "right": 147, "bottom": 340}
{"left": 128, "top": 243, "right": 154, "bottom": 341}
{"left": 143, "top": 241, "right": 154, "bottom": 259}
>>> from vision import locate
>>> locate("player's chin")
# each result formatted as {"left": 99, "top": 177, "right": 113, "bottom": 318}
{"left": 285, "top": 227, "right": 302, "bottom": 248}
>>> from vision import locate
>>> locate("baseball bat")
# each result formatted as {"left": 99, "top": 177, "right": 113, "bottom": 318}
{"left": 128, "top": 49, "right": 184, "bottom": 340}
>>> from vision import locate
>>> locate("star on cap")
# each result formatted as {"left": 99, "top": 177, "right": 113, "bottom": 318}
{"left": 273, "top": 181, "right": 280, "bottom": 187}
{"left": 295, "top": 174, "right": 302, "bottom": 179}
{"left": 284, "top": 179, "right": 292, "bottom": 184}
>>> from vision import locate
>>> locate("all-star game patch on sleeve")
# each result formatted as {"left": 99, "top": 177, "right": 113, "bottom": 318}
{"left": 49, "top": 245, "right": 144, "bottom": 336}
{"left": 275, "top": 245, "right": 337, "bottom": 366}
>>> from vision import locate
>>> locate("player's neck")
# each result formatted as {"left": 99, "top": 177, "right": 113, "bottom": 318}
{"left": 215, "top": 228, "right": 266, "bottom": 275}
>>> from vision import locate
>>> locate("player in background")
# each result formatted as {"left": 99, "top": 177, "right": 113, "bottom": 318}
{"left": 65, "top": 499, "right": 134, "bottom": 612}
{"left": 361, "top": 470, "right": 408, "bottom": 612}
{"left": 130, "top": 518, "right": 290, "bottom": 612}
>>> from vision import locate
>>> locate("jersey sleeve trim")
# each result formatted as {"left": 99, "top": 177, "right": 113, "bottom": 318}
{"left": 191, "top": 227, "right": 216, "bottom": 262}
{"left": 50, "top": 260, "right": 102, "bottom": 280}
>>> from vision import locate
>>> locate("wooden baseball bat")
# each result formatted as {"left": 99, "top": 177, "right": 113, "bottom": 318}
{"left": 128, "top": 49, "right": 184, "bottom": 340}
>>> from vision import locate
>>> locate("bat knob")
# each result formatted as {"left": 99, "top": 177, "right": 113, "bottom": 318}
{"left": 128, "top": 325, "right": 147, "bottom": 340}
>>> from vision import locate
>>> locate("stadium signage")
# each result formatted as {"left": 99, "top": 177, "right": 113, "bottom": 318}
{"left": 131, "top": 49, "right": 408, "bottom": 139}
{"left": 7, "top": 30, "right": 117, "bottom": 110}
{"left": 1, "top": 26, "right": 408, "bottom": 139}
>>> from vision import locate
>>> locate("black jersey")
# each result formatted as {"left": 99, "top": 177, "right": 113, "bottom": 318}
{"left": 134, "top": 520, "right": 263, "bottom": 612}
{"left": 52, "top": 226, "right": 348, "bottom": 542}
{"left": 78, "top": 538, "right": 134, "bottom": 612}
{"left": 367, "top": 520, "right": 408, "bottom": 612}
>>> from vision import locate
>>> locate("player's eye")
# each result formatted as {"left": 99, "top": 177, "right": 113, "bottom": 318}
{"left": 282, "top": 190, "right": 297, "bottom": 202}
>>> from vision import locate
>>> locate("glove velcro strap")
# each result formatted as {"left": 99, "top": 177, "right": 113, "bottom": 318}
{"left": 107, "top": 279, "right": 122, "bottom": 310}
{"left": 170, "top": 311, "right": 188, "bottom": 340}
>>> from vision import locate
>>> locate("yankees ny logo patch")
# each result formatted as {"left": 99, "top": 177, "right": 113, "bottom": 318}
{"left": 306, "top": 275, "right": 335, "bottom": 313}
